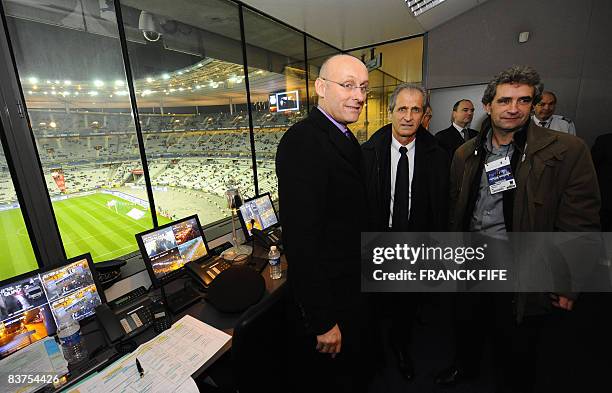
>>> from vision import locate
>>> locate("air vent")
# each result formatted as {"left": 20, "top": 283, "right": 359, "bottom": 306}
{"left": 405, "top": 0, "right": 446, "bottom": 17}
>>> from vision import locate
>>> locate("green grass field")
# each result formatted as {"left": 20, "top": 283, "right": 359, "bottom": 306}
{"left": 0, "top": 192, "right": 171, "bottom": 281}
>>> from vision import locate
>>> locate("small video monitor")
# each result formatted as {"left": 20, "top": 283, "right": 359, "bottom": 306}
{"left": 276, "top": 90, "right": 299, "bottom": 112}
{"left": 0, "top": 254, "right": 104, "bottom": 359}
{"left": 268, "top": 94, "right": 278, "bottom": 112}
{"left": 238, "top": 193, "right": 279, "bottom": 239}
{"left": 0, "top": 273, "right": 56, "bottom": 359}
{"left": 40, "top": 254, "right": 106, "bottom": 324}
{"left": 136, "top": 215, "right": 210, "bottom": 287}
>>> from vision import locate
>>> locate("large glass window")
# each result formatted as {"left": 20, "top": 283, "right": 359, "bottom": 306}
{"left": 3, "top": 0, "right": 159, "bottom": 262}
{"left": 349, "top": 37, "right": 424, "bottom": 141}
{"left": 306, "top": 37, "right": 341, "bottom": 112}
{"left": 117, "top": 0, "right": 254, "bottom": 225}
{"left": 243, "top": 10, "right": 308, "bottom": 201}
{"left": 0, "top": 139, "right": 37, "bottom": 280}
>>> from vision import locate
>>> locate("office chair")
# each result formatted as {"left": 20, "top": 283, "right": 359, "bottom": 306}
{"left": 231, "top": 284, "right": 288, "bottom": 393}
{"left": 197, "top": 284, "right": 288, "bottom": 393}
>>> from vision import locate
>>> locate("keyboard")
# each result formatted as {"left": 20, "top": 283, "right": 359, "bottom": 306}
{"left": 108, "top": 286, "right": 148, "bottom": 310}
{"left": 204, "top": 257, "right": 232, "bottom": 281}
{"left": 166, "top": 285, "right": 202, "bottom": 314}
{"left": 265, "top": 227, "right": 282, "bottom": 246}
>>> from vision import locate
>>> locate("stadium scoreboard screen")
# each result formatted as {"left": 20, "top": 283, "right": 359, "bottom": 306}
{"left": 269, "top": 90, "right": 299, "bottom": 112}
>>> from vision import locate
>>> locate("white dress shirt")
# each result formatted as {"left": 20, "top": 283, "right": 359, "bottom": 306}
{"left": 389, "top": 135, "right": 416, "bottom": 228}
{"left": 452, "top": 122, "right": 468, "bottom": 140}
{"left": 532, "top": 114, "right": 576, "bottom": 135}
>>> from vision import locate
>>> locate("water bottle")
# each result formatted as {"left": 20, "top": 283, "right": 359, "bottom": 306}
{"left": 268, "top": 246, "right": 282, "bottom": 280}
{"left": 57, "top": 315, "right": 88, "bottom": 364}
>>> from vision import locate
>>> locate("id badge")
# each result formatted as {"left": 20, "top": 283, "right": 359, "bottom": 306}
{"left": 485, "top": 156, "right": 516, "bottom": 194}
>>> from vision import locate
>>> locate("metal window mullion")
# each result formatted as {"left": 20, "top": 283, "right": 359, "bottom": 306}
{"left": 113, "top": 0, "right": 158, "bottom": 227}
{"left": 0, "top": 2, "right": 66, "bottom": 266}
{"left": 304, "top": 34, "right": 310, "bottom": 114}
{"left": 239, "top": 5, "right": 259, "bottom": 196}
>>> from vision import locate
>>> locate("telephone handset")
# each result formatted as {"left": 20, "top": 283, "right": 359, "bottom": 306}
{"left": 251, "top": 227, "right": 282, "bottom": 250}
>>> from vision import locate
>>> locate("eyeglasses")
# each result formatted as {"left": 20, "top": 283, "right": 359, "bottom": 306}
{"left": 320, "top": 77, "right": 370, "bottom": 95}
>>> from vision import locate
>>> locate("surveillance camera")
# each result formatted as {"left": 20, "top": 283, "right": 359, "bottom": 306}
{"left": 138, "top": 11, "right": 162, "bottom": 42}
{"left": 143, "top": 30, "right": 161, "bottom": 42}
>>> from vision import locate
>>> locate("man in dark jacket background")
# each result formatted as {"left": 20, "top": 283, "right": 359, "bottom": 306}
{"left": 435, "top": 99, "right": 479, "bottom": 160}
{"left": 361, "top": 83, "right": 449, "bottom": 380}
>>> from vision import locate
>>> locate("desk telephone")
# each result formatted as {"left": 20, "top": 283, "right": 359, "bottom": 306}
{"left": 185, "top": 256, "right": 232, "bottom": 288}
{"left": 95, "top": 286, "right": 172, "bottom": 343}
{"left": 251, "top": 227, "right": 282, "bottom": 249}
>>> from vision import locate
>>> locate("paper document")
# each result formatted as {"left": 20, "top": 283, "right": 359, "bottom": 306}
{"left": 64, "top": 315, "right": 231, "bottom": 393}
{"left": 0, "top": 337, "right": 68, "bottom": 393}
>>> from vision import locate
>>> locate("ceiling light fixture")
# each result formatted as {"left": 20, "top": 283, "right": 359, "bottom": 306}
{"left": 405, "top": 0, "right": 446, "bottom": 17}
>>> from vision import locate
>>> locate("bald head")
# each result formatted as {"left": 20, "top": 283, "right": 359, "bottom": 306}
{"left": 315, "top": 55, "right": 368, "bottom": 125}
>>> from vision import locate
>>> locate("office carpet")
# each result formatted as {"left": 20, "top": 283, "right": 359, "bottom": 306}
{"left": 367, "top": 293, "right": 611, "bottom": 393}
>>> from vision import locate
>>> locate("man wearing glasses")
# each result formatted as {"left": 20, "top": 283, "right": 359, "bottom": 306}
{"left": 276, "top": 54, "right": 370, "bottom": 392}
{"left": 361, "top": 84, "right": 449, "bottom": 381}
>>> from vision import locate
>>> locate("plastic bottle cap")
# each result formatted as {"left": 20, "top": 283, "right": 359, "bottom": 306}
{"left": 270, "top": 246, "right": 276, "bottom": 251}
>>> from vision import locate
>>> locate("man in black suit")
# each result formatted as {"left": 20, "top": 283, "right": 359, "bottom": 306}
{"left": 362, "top": 84, "right": 449, "bottom": 380}
{"left": 422, "top": 102, "right": 433, "bottom": 131}
{"left": 435, "top": 99, "right": 478, "bottom": 160}
{"left": 276, "top": 54, "right": 369, "bottom": 392}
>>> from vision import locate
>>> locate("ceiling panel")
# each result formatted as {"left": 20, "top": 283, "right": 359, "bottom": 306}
{"left": 241, "top": 0, "right": 423, "bottom": 50}
{"left": 242, "top": 0, "right": 490, "bottom": 50}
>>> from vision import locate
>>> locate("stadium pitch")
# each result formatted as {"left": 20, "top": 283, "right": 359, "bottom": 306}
{"left": 0, "top": 192, "right": 171, "bottom": 281}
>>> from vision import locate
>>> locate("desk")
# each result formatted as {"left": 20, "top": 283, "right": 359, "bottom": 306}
{"left": 64, "top": 245, "right": 287, "bottom": 391}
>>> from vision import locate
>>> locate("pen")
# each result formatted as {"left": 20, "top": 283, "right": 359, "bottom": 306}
{"left": 136, "top": 358, "right": 144, "bottom": 378}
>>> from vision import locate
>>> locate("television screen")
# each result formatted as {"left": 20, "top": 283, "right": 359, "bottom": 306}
{"left": 0, "top": 275, "right": 56, "bottom": 359}
{"left": 0, "top": 254, "right": 103, "bottom": 359}
{"left": 238, "top": 194, "right": 279, "bottom": 237}
{"left": 137, "top": 216, "right": 209, "bottom": 285}
{"left": 40, "top": 256, "right": 104, "bottom": 324}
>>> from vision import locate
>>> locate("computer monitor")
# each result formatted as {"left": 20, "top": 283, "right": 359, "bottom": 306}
{"left": 39, "top": 254, "right": 106, "bottom": 325}
{"left": 0, "top": 254, "right": 104, "bottom": 360}
{"left": 0, "top": 272, "right": 56, "bottom": 359}
{"left": 136, "top": 215, "right": 210, "bottom": 287}
{"left": 237, "top": 193, "right": 279, "bottom": 239}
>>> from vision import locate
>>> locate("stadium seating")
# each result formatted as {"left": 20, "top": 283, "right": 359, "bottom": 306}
{"left": 0, "top": 108, "right": 305, "bottom": 208}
